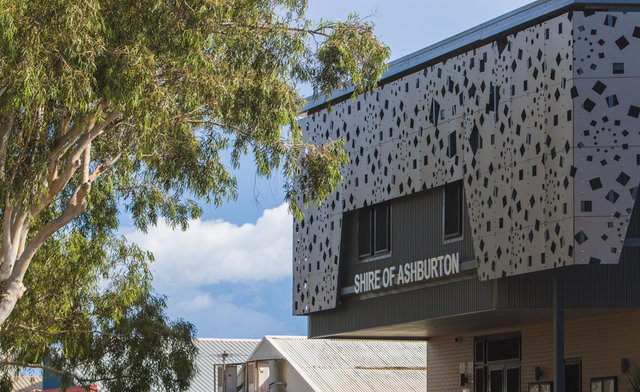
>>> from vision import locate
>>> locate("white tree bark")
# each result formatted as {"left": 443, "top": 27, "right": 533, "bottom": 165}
{"left": 0, "top": 109, "right": 120, "bottom": 326}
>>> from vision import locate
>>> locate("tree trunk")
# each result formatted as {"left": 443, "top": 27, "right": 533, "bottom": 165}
{"left": 0, "top": 279, "right": 25, "bottom": 325}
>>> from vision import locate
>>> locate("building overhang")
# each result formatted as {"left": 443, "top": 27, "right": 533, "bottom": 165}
{"left": 313, "top": 308, "right": 630, "bottom": 339}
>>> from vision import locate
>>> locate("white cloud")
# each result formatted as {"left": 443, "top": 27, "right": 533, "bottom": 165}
{"left": 171, "top": 291, "right": 304, "bottom": 338}
{"left": 176, "top": 293, "right": 215, "bottom": 312}
{"left": 123, "top": 203, "right": 292, "bottom": 288}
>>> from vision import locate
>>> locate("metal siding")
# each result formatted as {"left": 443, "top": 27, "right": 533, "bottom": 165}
{"left": 189, "top": 339, "right": 260, "bottom": 392}
{"left": 265, "top": 336, "right": 427, "bottom": 392}
{"left": 310, "top": 276, "right": 494, "bottom": 338}
{"left": 564, "top": 247, "right": 640, "bottom": 308}
{"left": 313, "top": 252, "right": 640, "bottom": 337}
{"left": 340, "top": 186, "right": 474, "bottom": 289}
{"left": 496, "top": 252, "right": 640, "bottom": 309}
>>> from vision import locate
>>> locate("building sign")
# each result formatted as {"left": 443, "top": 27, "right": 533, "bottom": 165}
{"left": 353, "top": 252, "right": 460, "bottom": 294}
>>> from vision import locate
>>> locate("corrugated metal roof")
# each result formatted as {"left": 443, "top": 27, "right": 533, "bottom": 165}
{"left": 302, "top": 0, "right": 639, "bottom": 112}
{"left": 257, "top": 336, "right": 427, "bottom": 392}
{"left": 188, "top": 338, "right": 260, "bottom": 392}
{"left": 11, "top": 375, "right": 42, "bottom": 392}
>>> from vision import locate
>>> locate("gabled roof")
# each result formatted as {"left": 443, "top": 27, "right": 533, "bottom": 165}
{"left": 248, "top": 336, "right": 427, "bottom": 392}
{"left": 189, "top": 338, "right": 260, "bottom": 392}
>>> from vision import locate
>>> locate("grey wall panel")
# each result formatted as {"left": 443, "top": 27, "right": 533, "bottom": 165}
{"left": 309, "top": 276, "right": 495, "bottom": 338}
{"left": 339, "top": 187, "right": 475, "bottom": 287}
{"left": 310, "top": 248, "right": 640, "bottom": 336}
{"left": 293, "top": 10, "right": 640, "bottom": 314}
{"left": 496, "top": 246, "right": 640, "bottom": 309}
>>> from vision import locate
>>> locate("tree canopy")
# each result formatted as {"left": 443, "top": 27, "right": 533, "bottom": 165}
{"left": 0, "top": 232, "right": 196, "bottom": 391}
{"left": 0, "top": 0, "right": 389, "bottom": 390}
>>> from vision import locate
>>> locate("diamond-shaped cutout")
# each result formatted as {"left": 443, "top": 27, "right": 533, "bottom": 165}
{"left": 615, "top": 36, "right": 630, "bottom": 50}
{"left": 575, "top": 231, "right": 588, "bottom": 245}
{"left": 589, "top": 178, "right": 602, "bottom": 190}
{"left": 616, "top": 172, "right": 630, "bottom": 186}
{"left": 605, "top": 190, "right": 620, "bottom": 203}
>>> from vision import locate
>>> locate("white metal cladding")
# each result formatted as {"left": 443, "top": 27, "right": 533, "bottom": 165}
{"left": 293, "top": 9, "right": 640, "bottom": 314}
{"left": 188, "top": 338, "right": 260, "bottom": 392}
{"left": 259, "top": 336, "right": 427, "bottom": 392}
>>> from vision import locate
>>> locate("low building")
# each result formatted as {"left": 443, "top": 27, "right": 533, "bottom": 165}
{"left": 293, "top": 0, "right": 640, "bottom": 391}
{"left": 190, "top": 338, "right": 260, "bottom": 392}
{"left": 245, "top": 336, "right": 427, "bottom": 392}
{"left": 11, "top": 375, "right": 42, "bottom": 392}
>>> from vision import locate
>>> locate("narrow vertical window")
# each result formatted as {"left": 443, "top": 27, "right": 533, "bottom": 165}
{"left": 358, "top": 209, "right": 372, "bottom": 257}
{"left": 374, "top": 204, "right": 390, "bottom": 254}
{"left": 448, "top": 131, "right": 457, "bottom": 158}
{"left": 358, "top": 203, "right": 391, "bottom": 258}
{"left": 444, "top": 181, "right": 463, "bottom": 239}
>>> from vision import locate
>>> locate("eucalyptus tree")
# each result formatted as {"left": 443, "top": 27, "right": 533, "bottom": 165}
{"left": 0, "top": 0, "right": 388, "bottom": 324}
{"left": 0, "top": 0, "right": 389, "bottom": 388}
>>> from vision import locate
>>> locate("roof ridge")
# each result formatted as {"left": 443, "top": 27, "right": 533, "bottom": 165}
{"left": 194, "top": 337, "right": 260, "bottom": 341}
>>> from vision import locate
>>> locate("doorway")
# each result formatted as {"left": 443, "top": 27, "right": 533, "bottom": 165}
{"left": 488, "top": 365, "right": 520, "bottom": 392}
{"left": 565, "top": 359, "right": 582, "bottom": 392}
{"left": 475, "top": 333, "right": 521, "bottom": 392}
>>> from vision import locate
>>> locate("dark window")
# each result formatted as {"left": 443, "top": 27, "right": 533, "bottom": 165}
{"left": 507, "top": 368, "right": 521, "bottom": 392}
{"left": 491, "top": 369, "right": 504, "bottom": 392}
{"left": 565, "top": 360, "right": 581, "bottom": 392}
{"left": 475, "top": 368, "right": 486, "bottom": 392}
{"left": 374, "top": 204, "right": 389, "bottom": 253}
{"left": 475, "top": 333, "right": 521, "bottom": 392}
{"left": 444, "top": 181, "right": 463, "bottom": 239}
{"left": 448, "top": 131, "right": 457, "bottom": 158}
{"left": 487, "top": 337, "right": 520, "bottom": 362}
{"left": 358, "top": 203, "right": 390, "bottom": 258}
{"left": 358, "top": 209, "right": 372, "bottom": 257}
{"left": 475, "top": 340, "right": 485, "bottom": 362}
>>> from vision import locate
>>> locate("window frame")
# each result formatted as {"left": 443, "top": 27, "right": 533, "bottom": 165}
{"left": 443, "top": 181, "right": 464, "bottom": 242}
{"left": 590, "top": 377, "right": 617, "bottom": 392}
{"left": 357, "top": 202, "right": 391, "bottom": 260}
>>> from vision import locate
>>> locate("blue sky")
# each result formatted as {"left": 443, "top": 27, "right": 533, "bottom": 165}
{"left": 122, "top": 0, "right": 532, "bottom": 338}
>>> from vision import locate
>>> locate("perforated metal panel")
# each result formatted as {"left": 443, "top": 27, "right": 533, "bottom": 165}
{"left": 293, "top": 10, "right": 640, "bottom": 314}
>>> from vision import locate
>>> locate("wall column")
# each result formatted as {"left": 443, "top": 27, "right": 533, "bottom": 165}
{"left": 553, "top": 268, "right": 565, "bottom": 392}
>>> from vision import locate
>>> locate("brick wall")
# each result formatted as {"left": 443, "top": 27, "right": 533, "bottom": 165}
{"left": 426, "top": 310, "right": 640, "bottom": 392}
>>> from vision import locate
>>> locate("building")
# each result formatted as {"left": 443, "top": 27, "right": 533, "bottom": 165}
{"left": 293, "top": 0, "right": 640, "bottom": 391}
{"left": 189, "top": 338, "right": 260, "bottom": 392}
{"left": 11, "top": 375, "right": 41, "bottom": 392}
{"left": 9, "top": 374, "right": 97, "bottom": 392}
{"left": 244, "top": 336, "right": 427, "bottom": 392}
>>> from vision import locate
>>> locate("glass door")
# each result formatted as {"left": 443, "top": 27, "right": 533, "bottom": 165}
{"left": 489, "top": 367, "right": 504, "bottom": 392}
{"left": 488, "top": 365, "right": 520, "bottom": 392}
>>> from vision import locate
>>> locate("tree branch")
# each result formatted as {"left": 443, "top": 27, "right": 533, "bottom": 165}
{"left": 0, "top": 113, "right": 15, "bottom": 181}
{"left": 89, "top": 153, "right": 121, "bottom": 183}
{"left": 82, "top": 143, "right": 90, "bottom": 184}
{"left": 218, "top": 21, "right": 333, "bottom": 38}
{"left": 39, "top": 110, "right": 120, "bottom": 217}
{"left": 0, "top": 359, "right": 102, "bottom": 389}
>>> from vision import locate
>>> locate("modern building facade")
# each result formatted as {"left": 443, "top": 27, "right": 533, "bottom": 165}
{"left": 293, "top": 1, "right": 640, "bottom": 391}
